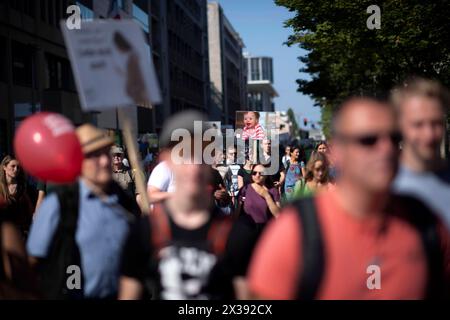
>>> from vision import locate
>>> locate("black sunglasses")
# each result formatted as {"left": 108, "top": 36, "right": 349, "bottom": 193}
{"left": 252, "top": 171, "right": 265, "bottom": 176}
{"left": 338, "top": 131, "right": 402, "bottom": 147}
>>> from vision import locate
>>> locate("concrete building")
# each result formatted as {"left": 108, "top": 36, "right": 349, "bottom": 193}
{"left": 0, "top": 0, "right": 212, "bottom": 155}
{"left": 245, "top": 54, "right": 278, "bottom": 112}
{"left": 207, "top": 2, "right": 247, "bottom": 125}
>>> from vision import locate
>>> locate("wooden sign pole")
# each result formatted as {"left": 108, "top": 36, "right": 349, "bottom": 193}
{"left": 118, "top": 108, "right": 150, "bottom": 214}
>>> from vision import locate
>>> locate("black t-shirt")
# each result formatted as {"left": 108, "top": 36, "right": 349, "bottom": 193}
{"left": 210, "top": 167, "right": 225, "bottom": 192}
{"left": 120, "top": 203, "right": 258, "bottom": 300}
{"left": 238, "top": 168, "right": 253, "bottom": 186}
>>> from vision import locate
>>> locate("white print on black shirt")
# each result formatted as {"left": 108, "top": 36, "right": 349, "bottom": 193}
{"left": 159, "top": 246, "right": 217, "bottom": 300}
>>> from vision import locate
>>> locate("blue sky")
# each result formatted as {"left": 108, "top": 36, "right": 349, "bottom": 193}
{"left": 218, "top": 0, "right": 322, "bottom": 126}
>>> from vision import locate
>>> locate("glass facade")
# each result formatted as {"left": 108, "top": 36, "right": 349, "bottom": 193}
{"left": 0, "top": 36, "right": 6, "bottom": 83}
{"left": 251, "top": 58, "right": 259, "bottom": 81}
{"left": 133, "top": 1, "right": 149, "bottom": 33}
{"left": 76, "top": 1, "right": 94, "bottom": 22}
{"left": 14, "top": 102, "right": 40, "bottom": 131}
{"left": 11, "top": 41, "right": 34, "bottom": 87}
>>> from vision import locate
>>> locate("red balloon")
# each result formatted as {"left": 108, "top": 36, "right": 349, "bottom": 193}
{"left": 14, "top": 112, "right": 83, "bottom": 183}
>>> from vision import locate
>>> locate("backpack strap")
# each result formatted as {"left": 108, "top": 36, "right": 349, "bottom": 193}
{"left": 207, "top": 216, "right": 233, "bottom": 256}
{"left": 393, "top": 196, "right": 447, "bottom": 299}
{"left": 293, "top": 197, "right": 325, "bottom": 300}
{"left": 148, "top": 203, "right": 172, "bottom": 257}
{"left": 40, "top": 182, "right": 83, "bottom": 299}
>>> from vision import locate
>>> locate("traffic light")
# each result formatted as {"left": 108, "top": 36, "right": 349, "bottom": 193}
{"left": 303, "top": 118, "right": 308, "bottom": 126}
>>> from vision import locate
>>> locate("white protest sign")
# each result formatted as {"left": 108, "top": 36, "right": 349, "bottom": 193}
{"left": 61, "top": 19, "right": 162, "bottom": 111}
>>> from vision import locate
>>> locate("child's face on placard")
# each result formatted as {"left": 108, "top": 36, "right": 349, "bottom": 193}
{"left": 244, "top": 112, "right": 258, "bottom": 129}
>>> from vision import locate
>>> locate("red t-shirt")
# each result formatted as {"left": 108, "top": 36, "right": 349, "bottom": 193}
{"left": 248, "top": 190, "right": 450, "bottom": 299}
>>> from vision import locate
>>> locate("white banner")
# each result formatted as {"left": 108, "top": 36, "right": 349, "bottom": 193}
{"left": 61, "top": 20, "right": 162, "bottom": 111}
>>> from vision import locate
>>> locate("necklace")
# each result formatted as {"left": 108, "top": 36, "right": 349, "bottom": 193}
{"left": 8, "top": 183, "right": 18, "bottom": 195}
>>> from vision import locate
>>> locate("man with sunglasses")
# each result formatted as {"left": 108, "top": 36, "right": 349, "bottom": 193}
{"left": 248, "top": 97, "right": 450, "bottom": 299}
{"left": 27, "top": 124, "right": 139, "bottom": 299}
{"left": 392, "top": 78, "right": 450, "bottom": 231}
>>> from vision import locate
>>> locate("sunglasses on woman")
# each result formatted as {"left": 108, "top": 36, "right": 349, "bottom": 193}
{"left": 252, "top": 171, "right": 265, "bottom": 176}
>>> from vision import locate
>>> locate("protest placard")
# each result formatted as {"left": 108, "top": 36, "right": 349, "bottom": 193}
{"left": 61, "top": 19, "right": 162, "bottom": 111}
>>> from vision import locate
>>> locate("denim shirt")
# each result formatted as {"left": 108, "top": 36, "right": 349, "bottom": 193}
{"left": 27, "top": 180, "right": 131, "bottom": 298}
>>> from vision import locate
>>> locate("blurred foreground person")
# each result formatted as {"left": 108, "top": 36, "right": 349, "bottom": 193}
{"left": 0, "top": 197, "right": 37, "bottom": 299}
{"left": 27, "top": 124, "right": 139, "bottom": 299}
{"left": 119, "top": 111, "right": 257, "bottom": 300}
{"left": 0, "top": 156, "right": 33, "bottom": 237}
{"left": 392, "top": 78, "right": 450, "bottom": 231}
{"left": 248, "top": 97, "right": 450, "bottom": 299}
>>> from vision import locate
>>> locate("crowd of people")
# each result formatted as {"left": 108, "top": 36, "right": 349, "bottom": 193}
{"left": 0, "top": 77, "right": 449, "bottom": 299}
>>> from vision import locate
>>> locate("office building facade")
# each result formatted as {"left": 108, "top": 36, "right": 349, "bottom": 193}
{"left": 0, "top": 0, "right": 212, "bottom": 155}
{"left": 245, "top": 54, "right": 278, "bottom": 112}
{"left": 207, "top": 1, "right": 247, "bottom": 125}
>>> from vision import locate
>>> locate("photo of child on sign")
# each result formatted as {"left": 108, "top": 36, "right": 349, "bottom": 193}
{"left": 112, "top": 31, "right": 149, "bottom": 105}
{"left": 237, "top": 111, "right": 266, "bottom": 140}
{"left": 235, "top": 111, "right": 279, "bottom": 163}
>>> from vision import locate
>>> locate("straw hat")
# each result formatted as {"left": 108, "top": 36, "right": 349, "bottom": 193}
{"left": 76, "top": 124, "right": 114, "bottom": 155}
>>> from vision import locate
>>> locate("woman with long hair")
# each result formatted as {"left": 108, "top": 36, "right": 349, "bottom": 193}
{"left": 0, "top": 196, "right": 38, "bottom": 298}
{"left": 0, "top": 156, "right": 33, "bottom": 238}
{"left": 294, "top": 151, "right": 333, "bottom": 198}
{"left": 282, "top": 145, "right": 306, "bottom": 203}
{"left": 315, "top": 140, "right": 337, "bottom": 182}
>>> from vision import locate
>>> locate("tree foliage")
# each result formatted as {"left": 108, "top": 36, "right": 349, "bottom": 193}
{"left": 275, "top": 0, "right": 450, "bottom": 136}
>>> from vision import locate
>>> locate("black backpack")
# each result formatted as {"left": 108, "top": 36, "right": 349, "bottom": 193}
{"left": 38, "top": 181, "right": 138, "bottom": 299}
{"left": 293, "top": 196, "right": 447, "bottom": 300}
{"left": 38, "top": 183, "right": 83, "bottom": 299}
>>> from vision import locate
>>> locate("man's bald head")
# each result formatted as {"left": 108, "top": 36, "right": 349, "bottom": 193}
{"left": 331, "top": 97, "right": 397, "bottom": 137}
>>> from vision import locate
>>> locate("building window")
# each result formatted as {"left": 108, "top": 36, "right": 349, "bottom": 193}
{"left": 12, "top": 41, "right": 34, "bottom": 87}
{"left": 14, "top": 102, "right": 39, "bottom": 131}
{"left": 269, "top": 59, "right": 273, "bottom": 83}
{"left": 76, "top": 1, "right": 94, "bottom": 22}
{"left": 262, "top": 58, "right": 270, "bottom": 82}
{"left": 132, "top": 2, "right": 149, "bottom": 33}
{"left": 0, "top": 36, "right": 6, "bottom": 83}
{"left": 47, "top": 0, "right": 55, "bottom": 25}
{"left": 9, "top": 0, "right": 34, "bottom": 17}
{"left": 45, "top": 53, "right": 76, "bottom": 91}
{"left": 251, "top": 58, "right": 260, "bottom": 81}
{"left": 0, "top": 119, "right": 7, "bottom": 157}
{"left": 40, "top": 0, "right": 46, "bottom": 22}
